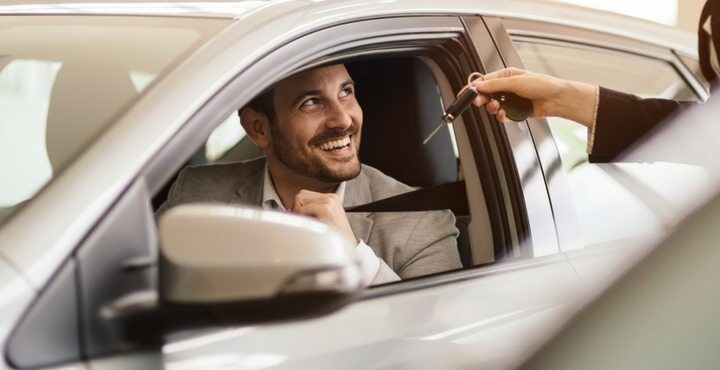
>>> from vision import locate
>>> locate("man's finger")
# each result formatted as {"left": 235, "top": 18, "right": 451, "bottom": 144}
{"left": 472, "top": 93, "right": 492, "bottom": 107}
{"left": 483, "top": 67, "right": 525, "bottom": 81}
{"left": 295, "top": 189, "right": 325, "bottom": 200}
{"left": 293, "top": 190, "right": 341, "bottom": 212}
{"left": 496, "top": 109, "right": 509, "bottom": 123}
{"left": 471, "top": 77, "right": 523, "bottom": 95}
{"left": 486, "top": 99, "right": 501, "bottom": 114}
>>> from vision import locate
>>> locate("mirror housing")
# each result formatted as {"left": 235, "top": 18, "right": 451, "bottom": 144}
{"left": 158, "top": 204, "right": 361, "bottom": 304}
{"left": 104, "top": 204, "right": 362, "bottom": 344}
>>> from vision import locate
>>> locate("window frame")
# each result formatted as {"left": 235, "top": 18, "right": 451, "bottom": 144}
{"left": 464, "top": 16, "right": 562, "bottom": 258}
{"left": 142, "top": 15, "right": 545, "bottom": 295}
{"left": 496, "top": 17, "right": 709, "bottom": 253}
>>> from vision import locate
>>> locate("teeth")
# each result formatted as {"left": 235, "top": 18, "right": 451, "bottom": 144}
{"left": 318, "top": 136, "right": 351, "bottom": 151}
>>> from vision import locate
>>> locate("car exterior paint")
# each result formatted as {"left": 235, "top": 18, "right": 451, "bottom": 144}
{"left": 0, "top": 1, "right": 706, "bottom": 369}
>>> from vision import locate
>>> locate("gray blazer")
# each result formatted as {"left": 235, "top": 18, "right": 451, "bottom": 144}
{"left": 158, "top": 157, "right": 462, "bottom": 279}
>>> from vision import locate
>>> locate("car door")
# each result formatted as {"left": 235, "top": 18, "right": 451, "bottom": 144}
{"left": 2, "top": 11, "right": 587, "bottom": 370}
{"left": 145, "top": 14, "right": 587, "bottom": 370}
{"left": 489, "top": 16, "right": 711, "bottom": 285}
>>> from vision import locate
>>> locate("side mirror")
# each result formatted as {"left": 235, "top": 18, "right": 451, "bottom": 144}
{"left": 106, "top": 204, "right": 362, "bottom": 343}
{"left": 158, "top": 204, "right": 362, "bottom": 308}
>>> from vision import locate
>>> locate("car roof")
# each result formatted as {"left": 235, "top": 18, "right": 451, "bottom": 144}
{"left": 0, "top": 0, "right": 696, "bottom": 56}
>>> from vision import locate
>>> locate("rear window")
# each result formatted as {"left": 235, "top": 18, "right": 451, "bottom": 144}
{"left": 0, "top": 15, "right": 230, "bottom": 224}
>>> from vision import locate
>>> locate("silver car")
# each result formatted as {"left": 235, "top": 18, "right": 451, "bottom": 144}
{"left": 517, "top": 85, "right": 720, "bottom": 370}
{"left": 0, "top": 1, "right": 709, "bottom": 369}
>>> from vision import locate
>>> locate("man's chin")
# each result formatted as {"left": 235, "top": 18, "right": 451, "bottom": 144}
{"left": 320, "top": 160, "right": 361, "bottom": 182}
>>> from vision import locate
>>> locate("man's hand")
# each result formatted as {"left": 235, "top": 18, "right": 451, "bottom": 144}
{"left": 292, "top": 190, "right": 358, "bottom": 246}
{"left": 468, "top": 67, "right": 598, "bottom": 128}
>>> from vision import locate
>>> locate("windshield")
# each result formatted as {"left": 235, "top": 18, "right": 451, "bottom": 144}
{"left": 0, "top": 15, "right": 229, "bottom": 224}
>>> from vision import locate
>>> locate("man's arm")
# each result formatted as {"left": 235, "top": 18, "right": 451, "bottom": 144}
{"left": 355, "top": 241, "right": 401, "bottom": 285}
{"left": 469, "top": 68, "right": 689, "bottom": 163}
{"left": 589, "top": 87, "right": 685, "bottom": 162}
{"left": 397, "top": 210, "right": 462, "bottom": 279}
{"left": 292, "top": 190, "right": 462, "bottom": 283}
{"left": 293, "top": 189, "right": 403, "bottom": 286}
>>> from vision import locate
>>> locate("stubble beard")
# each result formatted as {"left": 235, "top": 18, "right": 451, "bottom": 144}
{"left": 270, "top": 125, "right": 361, "bottom": 183}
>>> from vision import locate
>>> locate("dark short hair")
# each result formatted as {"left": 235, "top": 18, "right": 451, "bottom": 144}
{"left": 239, "top": 88, "right": 276, "bottom": 124}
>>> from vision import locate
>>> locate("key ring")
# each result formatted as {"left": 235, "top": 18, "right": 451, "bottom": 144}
{"left": 467, "top": 72, "right": 484, "bottom": 84}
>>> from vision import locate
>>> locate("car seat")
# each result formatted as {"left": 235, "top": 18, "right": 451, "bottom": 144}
{"left": 347, "top": 57, "right": 472, "bottom": 267}
{"left": 46, "top": 62, "right": 138, "bottom": 172}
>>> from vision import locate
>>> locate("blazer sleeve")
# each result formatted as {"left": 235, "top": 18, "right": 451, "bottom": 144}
{"left": 589, "top": 87, "right": 685, "bottom": 163}
{"left": 397, "top": 209, "right": 462, "bottom": 279}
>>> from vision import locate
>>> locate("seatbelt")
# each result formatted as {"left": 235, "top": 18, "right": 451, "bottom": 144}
{"left": 345, "top": 180, "right": 468, "bottom": 215}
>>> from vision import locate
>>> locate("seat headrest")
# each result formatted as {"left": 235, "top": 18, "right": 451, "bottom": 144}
{"left": 349, "top": 58, "right": 457, "bottom": 187}
{"left": 46, "top": 62, "right": 138, "bottom": 171}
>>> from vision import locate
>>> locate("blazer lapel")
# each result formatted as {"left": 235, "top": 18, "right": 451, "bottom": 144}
{"left": 233, "top": 159, "right": 265, "bottom": 206}
{"left": 230, "top": 159, "right": 375, "bottom": 241}
{"left": 345, "top": 167, "right": 374, "bottom": 242}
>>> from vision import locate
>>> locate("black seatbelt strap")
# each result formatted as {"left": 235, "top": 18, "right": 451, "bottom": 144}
{"left": 345, "top": 180, "right": 468, "bottom": 215}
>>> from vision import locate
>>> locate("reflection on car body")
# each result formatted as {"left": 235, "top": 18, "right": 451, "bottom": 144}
{"left": 518, "top": 85, "right": 720, "bottom": 370}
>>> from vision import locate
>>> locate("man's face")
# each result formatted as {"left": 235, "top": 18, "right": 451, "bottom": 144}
{"left": 269, "top": 64, "right": 363, "bottom": 183}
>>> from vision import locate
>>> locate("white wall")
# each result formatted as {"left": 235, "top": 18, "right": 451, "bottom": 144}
{"left": 547, "top": 0, "right": 705, "bottom": 31}
{"left": 678, "top": 0, "right": 706, "bottom": 31}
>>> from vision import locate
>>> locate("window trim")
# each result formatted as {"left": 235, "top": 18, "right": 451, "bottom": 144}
{"left": 504, "top": 17, "right": 709, "bottom": 101}
{"left": 142, "top": 15, "right": 534, "bottom": 292}
{"left": 465, "top": 16, "right": 560, "bottom": 258}
{"left": 497, "top": 17, "right": 709, "bottom": 254}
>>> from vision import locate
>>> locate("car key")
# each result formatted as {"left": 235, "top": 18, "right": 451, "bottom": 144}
{"left": 423, "top": 73, "right": 534, "bottom": 145}
{"left": 423, "top": 86, "right": 479, "bottom": 144}
{"left": 489, "top": 91, "right": 533, "bottom": 122}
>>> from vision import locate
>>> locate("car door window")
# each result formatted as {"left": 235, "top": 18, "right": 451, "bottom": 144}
{"left": 150, "top": 16, "right": 542, "bottom": 287}
{"left": 515, "top": 40, "right": 710, "bottom": 249}
{"left": 151, "top": 15, "right": 583, "bottom": 370}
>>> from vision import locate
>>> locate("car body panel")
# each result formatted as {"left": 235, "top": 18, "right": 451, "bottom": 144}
{"left": 0, "top": 258, "right": 35, "bottom": 363}
{"left": 516, "top": 86, "right": 720, "bottom": 370}
{"left": 0, "top": 0, "right": 696, "bottom": 55}
{"left": 0, "top": 0, "right": 697, "bottom": 51}
{"left": 162, "top": 256, "right": 584, "bottom": 370}
{"left": 0, "top": 1, "right": 707, "bottom": 370}
{"left": 472, "top": 16, "right": 561, "bottom": 257}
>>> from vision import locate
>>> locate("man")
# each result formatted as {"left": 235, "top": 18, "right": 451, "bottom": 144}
{"left": 468, "top": 0, "right": 719, "bottom": 162}
{"left": 159, "top": 64, "right": 462, "bottom": 286}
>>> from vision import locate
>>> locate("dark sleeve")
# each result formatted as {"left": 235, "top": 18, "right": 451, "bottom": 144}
{"left": 589, "top": 87, "right": 685, "bottom": 163}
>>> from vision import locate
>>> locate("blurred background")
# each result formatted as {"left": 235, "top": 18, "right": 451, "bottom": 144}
{"left": 547, "top": 0, "right": 705, "bottom": 31}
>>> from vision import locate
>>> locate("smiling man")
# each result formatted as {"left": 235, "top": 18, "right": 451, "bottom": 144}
{"left": 159, "top": 64, "right": 462, "bottom": 286}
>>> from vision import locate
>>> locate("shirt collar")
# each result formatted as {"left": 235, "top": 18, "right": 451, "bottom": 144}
{"left": 262, "top": 165, "right": 346, "bottom": 211}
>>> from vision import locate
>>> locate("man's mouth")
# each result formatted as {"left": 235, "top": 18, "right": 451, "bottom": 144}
{"left": 316, "top": 135, "right": 352, "bottom": 152}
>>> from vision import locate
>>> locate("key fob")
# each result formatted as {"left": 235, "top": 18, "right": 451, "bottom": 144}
{"left": 490, "top": 92, "right": 533, "bottom": 121}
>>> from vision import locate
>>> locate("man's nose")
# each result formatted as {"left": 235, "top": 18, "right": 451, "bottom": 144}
{"left": 324, "top": 98, "right": 353, "bottom": 129}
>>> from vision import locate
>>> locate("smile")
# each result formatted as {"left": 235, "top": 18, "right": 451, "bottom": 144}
{"left": 316, "top": 135, "right": 351, "bottom": 151}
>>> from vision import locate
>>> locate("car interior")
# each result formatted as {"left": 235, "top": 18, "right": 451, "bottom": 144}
{"left": 150, "top": 54, "right": 501, "bottom": 273}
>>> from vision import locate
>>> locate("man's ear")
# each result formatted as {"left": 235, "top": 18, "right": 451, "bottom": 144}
{"left": 240, "top": 107, "right": 271, "bottom": 149}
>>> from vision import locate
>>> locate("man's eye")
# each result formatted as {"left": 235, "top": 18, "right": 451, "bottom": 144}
{"left": 340, "top": 87, "right": 354, "bottom": 97}
{"left": 301, "top": 98, "right": 321, "bottom": 108}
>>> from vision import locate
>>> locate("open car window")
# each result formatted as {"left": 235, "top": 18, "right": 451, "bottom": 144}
{"left": 514, "top": 37, "right": 711, "bottom": 250}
